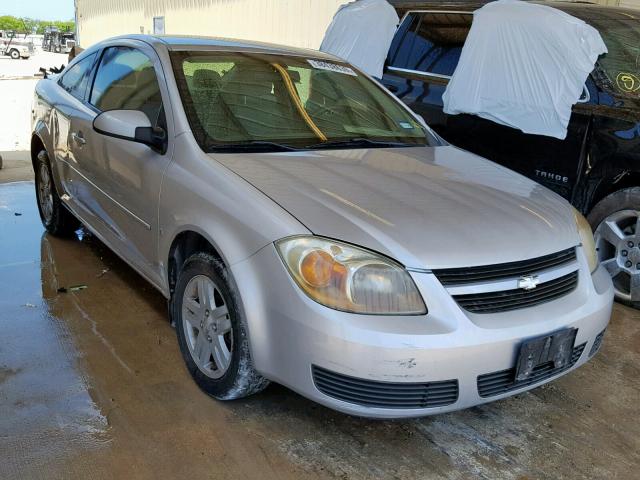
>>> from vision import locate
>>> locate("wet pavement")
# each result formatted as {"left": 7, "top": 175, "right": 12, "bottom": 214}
{"left": 1, "top": 181, "right": 639, "bottom": 480}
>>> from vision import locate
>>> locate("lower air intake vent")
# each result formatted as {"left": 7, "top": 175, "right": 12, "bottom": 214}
{"left": 312, "top": 365, "right": 458, "bottom": 409}
{"left": 477, "top": 343, "right": 586, "bottom": 398}
{"left": 589, "top": 328, "right": 606, "bottom": 357}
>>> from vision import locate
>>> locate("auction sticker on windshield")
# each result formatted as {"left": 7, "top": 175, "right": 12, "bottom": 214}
{"left": 308, "top": 59, "right": 357, "bottom": 76}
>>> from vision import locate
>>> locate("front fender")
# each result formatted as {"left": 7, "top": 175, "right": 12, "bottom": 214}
{"left": 157, "top": 135, "right": 309, "bottom": 297}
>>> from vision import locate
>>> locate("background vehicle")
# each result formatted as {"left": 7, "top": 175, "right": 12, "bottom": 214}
{"left": 0, "top": 30, "right": 34, "bottom": 59}
{"left": 382, "top": 1, "right": 640, "bottom": 307}
{"left": 42, "top": 26, "right": 76, "bottom": 53}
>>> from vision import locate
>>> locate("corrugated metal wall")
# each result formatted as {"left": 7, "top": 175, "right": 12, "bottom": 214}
{"left": 76, "top": 0, "right": 346, "bottom": 49}
{"left": 619, "top": 0, "right": 640, "bottom": 9}
{"left": 596, "top": 0, "right": 640, "bottom": 8}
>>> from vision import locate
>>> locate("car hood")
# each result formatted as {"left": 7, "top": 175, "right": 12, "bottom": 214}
{"left": 212, "top": 146, "right": 579, "bottom": 269}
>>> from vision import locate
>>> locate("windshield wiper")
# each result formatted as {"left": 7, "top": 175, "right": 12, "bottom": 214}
{"left": 206, "top": 138, "right": 421, "bottom": 153}
{"left": 304, "top": 138, "right": 420, "bottom": 150}
{"left": 207, "top": 141, "right": 299, "bottom": 153}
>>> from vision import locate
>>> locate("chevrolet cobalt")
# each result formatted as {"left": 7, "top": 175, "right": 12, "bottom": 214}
{"left": 31, "top": 36, "right": 613, "bottom": 418}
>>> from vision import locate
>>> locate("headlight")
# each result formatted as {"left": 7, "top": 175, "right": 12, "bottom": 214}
{"left": 574, "top": 208, "right": 598, "bottom": 273}
{"left": 276, "top": 236, "right": 427, "bottom": 315}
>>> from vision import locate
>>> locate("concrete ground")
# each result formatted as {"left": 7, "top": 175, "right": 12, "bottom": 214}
{"left": 0, "top": 181, "right": 638, "bottom": 480}
{"left": 0, "top": 151, "right": 32, "bottom": 183}
{"left": 0, "top": 51, "right": 68, "bottom": 80}
{"left": 0, "top": 51, "right": 68, "bottom": 183}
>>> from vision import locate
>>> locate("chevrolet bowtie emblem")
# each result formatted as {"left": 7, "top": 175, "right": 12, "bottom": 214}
{"left": 518, "top": 275, "right": 540, "bottom": 291}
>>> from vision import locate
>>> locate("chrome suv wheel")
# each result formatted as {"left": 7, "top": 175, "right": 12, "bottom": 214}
{"left": 594, "top": 209, "right": 640, "bottom": 304}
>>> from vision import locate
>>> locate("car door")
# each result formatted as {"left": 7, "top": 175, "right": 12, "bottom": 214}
{"left": 50, "top": 51, "right": 99, "bottom": 209}
{"left": 81, "top": 42, "right": 173, "bottom": 283}
{"left": 382, "top": 10, "right": 592, "bottom": 201}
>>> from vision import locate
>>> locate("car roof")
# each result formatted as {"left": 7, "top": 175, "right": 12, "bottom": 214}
{"left": 389, "top": 0, "right": 640, "bottom": 19}
{"left": 107, "top": 34, "right": 340, "bottom": 60}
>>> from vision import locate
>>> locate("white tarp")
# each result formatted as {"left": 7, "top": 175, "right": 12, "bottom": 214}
{"left": 320, "top": 0, "right": 399, "bottom": 79}
{"left": 442, "top": 0, "right": 607, "bottom": 140}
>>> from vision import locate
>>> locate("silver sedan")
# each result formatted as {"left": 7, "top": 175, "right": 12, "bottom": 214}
{"left": 30, "top": 35, "right": 613, "bottom": 418}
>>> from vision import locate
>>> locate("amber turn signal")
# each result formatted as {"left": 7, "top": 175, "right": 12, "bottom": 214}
{"left": 300, "top": 250, "right": 335, "bottom": 287}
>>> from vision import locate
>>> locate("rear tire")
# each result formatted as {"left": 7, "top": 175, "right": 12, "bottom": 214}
{"left": 34, "top": 149, "right": 80, "bottom": 237}
{"left": 171, "top": 252, "right": 269, "bottom": 400}
{"left": 588, "top": 187, "right": 640, "bottom": 309}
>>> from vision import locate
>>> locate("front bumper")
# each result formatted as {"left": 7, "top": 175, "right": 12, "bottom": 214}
{"left": 231, "top": 245, "right": 613, "bottom": 418}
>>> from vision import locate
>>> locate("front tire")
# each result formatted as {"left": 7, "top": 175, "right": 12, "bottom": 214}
{"left": 9, "top": 49, "right": 19, "bottom": 60}
{"left": 171, "top": 252, "right": 269, "bottom": 400}
{"left": 589, "top": 187, "right": 640, "bottom": 308}
{"left": 34, "top": 149, "right": 79, "bottom": 236}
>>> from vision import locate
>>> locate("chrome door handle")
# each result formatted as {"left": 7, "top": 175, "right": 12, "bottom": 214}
{"left": 71, "top": 131, "right": 86, "bottom": 146}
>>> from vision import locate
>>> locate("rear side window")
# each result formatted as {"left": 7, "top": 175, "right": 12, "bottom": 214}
{"left": 388, "top": 12, "right": 472, "bottom": 77}
{"left": 90, "top": 46, "right": 164, "bottom": 126}
{"left": 58, "top": 53, "right": 97, "bottom": 101}
{"left": 387, "top": 13, "right": 421, "bottom": 70}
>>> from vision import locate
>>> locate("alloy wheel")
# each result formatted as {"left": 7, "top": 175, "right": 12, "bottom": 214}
{"left": 37, "top": 163, "right": 54, "bottom": 224}
{"left": 182, "top": 275, "right": 233, "bottom": 379}
{"left": 594, "top": 209, "right": 640, "bottom": 303}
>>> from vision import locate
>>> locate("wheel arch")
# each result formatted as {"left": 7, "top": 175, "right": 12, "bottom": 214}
{"left": 30, "top": 133, "right": 46, "bottom": 171}
{"left": 167, "top": 229, "right": 225, "bottom": 298}
{"left": 31, "top": 132, "right": 62, "bottom": 194}
{"left": 588, "top": 172, "right": 640, "bottom": 216}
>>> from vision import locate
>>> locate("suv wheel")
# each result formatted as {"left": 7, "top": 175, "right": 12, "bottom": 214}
{"left": 589, "top": 187, "right": 640, "bottom": 308}
{"left": 9, "top": 49, "right": 19, "bottom": 60}
{"left": 34, "top": 149, "right": 80, "bottom": 236}
{"left": 171, "top": 252, "right": 269, "bottom": 400}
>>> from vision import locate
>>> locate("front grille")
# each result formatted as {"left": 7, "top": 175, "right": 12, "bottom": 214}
{"left": 589, "top": 328, "right": 606, "bottom": 357}
{"left": 433, "top": 248, "right": 576, "bottom": 286}
{"left": 312, "top": 365, "right": 458, "bottom": 409}
{"left": 477, "top": 343, "right": 586, "bottom": 398}
{"left": 453, "top": 271, "right": 578, "bottom": 314}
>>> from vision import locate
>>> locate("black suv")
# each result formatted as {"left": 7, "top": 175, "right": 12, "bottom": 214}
{"left": 383, "top": 0, "right": 640, "bottom": 306}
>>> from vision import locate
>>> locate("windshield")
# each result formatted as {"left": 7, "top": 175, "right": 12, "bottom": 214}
{"left": 170, "top": 51, "right": 431, "bottom": 151}
{"left": 589, "top": 14, "right": 640, "bottom": 98}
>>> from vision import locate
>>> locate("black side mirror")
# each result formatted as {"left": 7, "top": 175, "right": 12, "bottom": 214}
{"left": 135, "top": 126, "right": 167, "bottom": 153}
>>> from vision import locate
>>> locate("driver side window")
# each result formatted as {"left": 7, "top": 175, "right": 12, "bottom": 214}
{"left": 58, "top": 53, "right": 97, "bottom": 101}
{"left": 90, "top": 46, "right": 165, "bottom": 128}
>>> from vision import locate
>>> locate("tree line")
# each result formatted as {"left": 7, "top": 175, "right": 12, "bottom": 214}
{"left": 0, "top": 15, "right": 74, "bottom": 35}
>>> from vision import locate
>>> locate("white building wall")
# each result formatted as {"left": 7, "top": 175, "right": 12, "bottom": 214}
{"left": 597, "top": 0, "right": 640, "bottom": 8}
{"left": 76, "top": 0, "right": 346, "bottom": 49}
{"left": 618, "top": 0, "right": 640, "bottom": 9}
{"left": 75, "top": 0, "right": 640, "bottom": 50}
